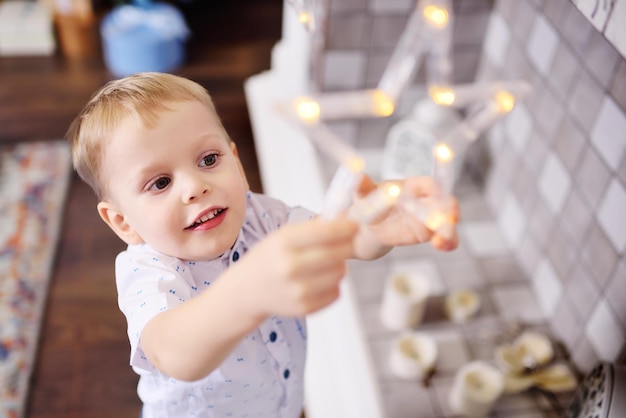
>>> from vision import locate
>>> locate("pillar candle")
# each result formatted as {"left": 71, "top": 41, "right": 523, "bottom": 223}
{"left": 380, "top": 272, "right": 430, "bottom": 331}
{"left": 449, "top": 361, "right": 504, "bottom": 417}
{"left": 389, "top": 332, "right": 438, "bottom": 381}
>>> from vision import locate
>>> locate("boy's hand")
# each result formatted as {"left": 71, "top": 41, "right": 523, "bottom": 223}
{"left": 355, "top": 176, "right": 459, "bottom": 253}
{"left": 237, "top": 218, "right": 358, "bottom": 319}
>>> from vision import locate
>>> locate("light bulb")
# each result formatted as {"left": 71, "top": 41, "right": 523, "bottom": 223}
{"left": 423, "top": 4, "right": 449, "bottom": 29}
{"left": 434, "top": 143, "right": 454, "bottom": 162}
{"left": 429, "top": 85, "right": 456, "bottom": 106}
{"left": 294, "top": 97, "right": 321, "bottom": 124}
{"left": 372, "top": 90, "right": 395, "bottom": 116}
{"left": 495, "top": 90, "right": 515, "bottom": 113}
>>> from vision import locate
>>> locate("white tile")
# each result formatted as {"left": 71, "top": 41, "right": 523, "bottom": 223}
{"left": 605, "top": 0, "right": 626, "bottom": 57}
{"left": 390, "top": 259, "right": 446, "bottom": 296}
{"left": 590, "top": 96, "right": 626, "bottom": 171}
{"left": 526, "top": 15, "right": 559, "bottom": 75}
{"left": 461, "top": 221, "right": 510, "bottom": 257}
{"left": 531, "top": 258, "right": 563, "bottom": 318}
{"left": 491, "top": 284, "right": 545, "bottom": 323}
{"left": 484, "top": 12, "right": 511, "bottom": 68}
{"left": 498, "top": 193, "right": 527, "bottom": 249}
{"left": 585, "top": 299, "right": 626, "bottom": 362}
{"left": 598, "top": 179, "right": 626, "bottom": 252}
{"left": 538, "top": 153, "right": 571, "bottom": 214}
{"left": 505, "top": 103, "right": 533, "bottom": 154}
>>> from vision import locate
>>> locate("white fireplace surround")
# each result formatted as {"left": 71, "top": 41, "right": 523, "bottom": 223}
{"left": 244, "top": 4, "right": 384, "bottom": 418}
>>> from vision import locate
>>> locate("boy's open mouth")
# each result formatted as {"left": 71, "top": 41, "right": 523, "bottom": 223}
{"left": 186, "top": 208, "right": 225, "bottom": 229}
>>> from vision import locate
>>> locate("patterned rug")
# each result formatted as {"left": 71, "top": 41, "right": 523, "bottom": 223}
{"left": 0, "top": 141, "right": 71, "bottom": 418}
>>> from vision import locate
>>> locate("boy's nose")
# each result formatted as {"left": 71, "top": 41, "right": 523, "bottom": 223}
{"left": 182, "top": 175, "right": 211, "bottom": 203}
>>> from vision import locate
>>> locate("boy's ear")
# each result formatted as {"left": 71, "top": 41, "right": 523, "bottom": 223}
{"left": 230, "top": 141, "right": 250, "bottom": 191}
{"left": 97, "top": 201, "right": 143, "bottom": 245}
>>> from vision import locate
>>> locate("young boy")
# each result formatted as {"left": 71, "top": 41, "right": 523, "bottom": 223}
{"left": 67, "top": 72, "right": 458, "bottom": 417}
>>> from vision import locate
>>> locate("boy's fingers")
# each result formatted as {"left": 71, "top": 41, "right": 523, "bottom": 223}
{"left": 285, "top": 219, "right": 358, "bottom": 248}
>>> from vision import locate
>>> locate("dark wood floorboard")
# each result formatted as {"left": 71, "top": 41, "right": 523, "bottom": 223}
{"left": 0, "top": 1, "right": 283, "bottom": 415}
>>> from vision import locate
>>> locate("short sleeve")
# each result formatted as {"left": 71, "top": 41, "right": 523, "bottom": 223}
{"left": 115, "top": 246, "right": 197, "bottom": 372}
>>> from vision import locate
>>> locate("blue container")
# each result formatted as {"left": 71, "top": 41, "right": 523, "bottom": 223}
{"left": 101, "top": 2, "right": 189, "bottom": 78}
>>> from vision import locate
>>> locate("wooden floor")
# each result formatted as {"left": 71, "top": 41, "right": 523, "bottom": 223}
{"left": 0, "top": 1, "right": 282, "bottom": 416}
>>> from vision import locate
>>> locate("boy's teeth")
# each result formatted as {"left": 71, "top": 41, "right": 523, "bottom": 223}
{"left": 194, "top": 209, "right": 222, "bottom": 225}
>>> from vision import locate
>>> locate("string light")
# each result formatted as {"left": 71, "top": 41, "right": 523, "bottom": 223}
{"left": 281, "top": 0, "right": 531, "bottom": 228}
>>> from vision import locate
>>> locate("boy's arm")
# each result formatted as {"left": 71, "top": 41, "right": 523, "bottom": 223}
{"left": 139, "top": 218, "right": 357, "bottom": 382}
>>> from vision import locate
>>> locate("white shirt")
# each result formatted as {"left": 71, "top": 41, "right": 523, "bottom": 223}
{"left": 115, "top": 192, "right": 314, "bottom": 417}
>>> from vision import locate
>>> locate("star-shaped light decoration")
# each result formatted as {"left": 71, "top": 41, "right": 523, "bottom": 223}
{"left": 279, "top": 0, "right": 532, "bottom": 226}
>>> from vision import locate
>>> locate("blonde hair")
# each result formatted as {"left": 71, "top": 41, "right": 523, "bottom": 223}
{"left": 67, "top": 72, "right": 229, "bottom": 199}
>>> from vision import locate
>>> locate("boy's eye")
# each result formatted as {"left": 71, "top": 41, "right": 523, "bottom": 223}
{"left": 200, "top": 153, "right": 219, "bottom": 167}
{"left": 151, "top": 177, "right": 171, "bottom": 190}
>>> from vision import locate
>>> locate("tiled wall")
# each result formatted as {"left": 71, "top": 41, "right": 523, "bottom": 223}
{"left": 316, "top": 0, "right": 626, "bottom": 379}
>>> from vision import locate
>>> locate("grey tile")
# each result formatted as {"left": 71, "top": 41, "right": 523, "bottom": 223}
{"left": 610, "top": 58, "right": 626, "bottom": 114}
{"left": 364, "top": 48, "right": 393, "bottom": 88}
{"left": 485, "top": 168, "right": 508, "bottom": 212}
{"left": 370, "top": 14, "right": 409, "bottom": 48}
{"left": 369, "top": 0, "right": 414, "bottom": 14}
{"left": 356, "top": 117, "right": 393, "bottom": 148}
{"left": 534, "top": 85, "right": 565, "bottom": 141}
{"left": 510, "top": 0, "right": 537, "bottom": 42}
{"left": 553, "top": 118, "right": 586, "bottom": 175}
{"left": 496, "top": 0, "right": 518, "bottom": 25}
{"left": 491, "top": 283, "right": 545, "bottom": 324}
{"left": 453, "top": 11, "right": 491, "bottom": 47}
{"left": 503, "top": 37, "right": 534, "bottom": 80}
{"left": 547, "top": 221, "right": 578, "bottom": 280}
{"left": 548, "top": 42, "right": 581, "bottom": 102}
{"left": 574, "top": 144, "right": 611, "bottom": 210}
{"left": 620, "top": 152, "right": 626, "bottom": 188}
{"left": 542, "top": 0, "right": 569, "bottom": 28}
{"left": 458, "top": 0, "right": 494, "bottom": 13}
{"left": 561, "top": 187, "right": 593, "bottom": 250}
{"left": 452, "top": 47, "right": 482, "bottom": 83}
{"left": 379, "top": 380, "right": 437, "bottom": 418}
{"left": 481, "top": 256, "right": 527, "bottom": 285}
{"left": 428, "top": 328, "right": 473, "bottom": 374}
{"left": 513, "top": 159, "right": 540, "bottom": 217}
{"left": 568, "top": 69, "right": 604, "bottom": 135}
{"left": 528, "top": 197, "right": 555, "bottom": 252}
{"left": 516, "top": 232, "right": 541, "bottom": 279}
{"left": 571, "top": 335, "right": 599, "bottom": 375}
{"left": 326, "top": 12, "right": 371, "bottom": 50}
{"left": 583, "top": 29, "right": 621, "bottom": 90}
{"left": 549, "top": 298, "right": 583, "bottom": 351}
{"left": 565, "top": 262, "right": 601, "bottom": 320}
{"left": 438, "top": 258, "right": 486, "bottom": 291}
{"left": 330, "top": 0, "right": 368, "bottom": 12}
{"left": 523, "top": 130, "right": 550, "bottom": 185}
{"left": 322, "top": 50, "right": 367, "bottom": 89}
{"left": 581, "top": 222, "right": 619, "bottom": 288}
{"left": 606, "top": 259, "right": 626, "bottom": 328}
{"left": 560, "top": 1, "right": 595, "bottom": 56}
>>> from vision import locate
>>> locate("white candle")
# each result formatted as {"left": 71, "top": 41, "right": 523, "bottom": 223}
{"left": 444, "top": 289, "right": 481, "bottom": 324}
{"left": 320, "top": 164, "right": 363, "bottom": 220}
{"left": 286, "top": 0, "right": 316, "bottom": 32}
{"left": 389, "top": 332, "right": 438, "bottom": 381}
{"left": 348, "top": 182, "right": 402, "bottom": 224}
{"left": 433, "top": 141, "right": 455, "bottom": 198}
{"left": 429, "top": 80, "right": 532, "bottom": 109}
{"left": 297, "top": 89, "right": 395, "bottom": 121}
{"left": 377, "top": 3, "right": 426, "bottom": 101}
{"left": 449, "top": 361, "right": 504, "bottom": 417}
{"left": 380, "top": 272, "right": 430, "bottom": 331}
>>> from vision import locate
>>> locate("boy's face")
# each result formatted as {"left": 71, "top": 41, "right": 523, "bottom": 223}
{"left": 97, "top": 100, "right": 250, "bottom": 261}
